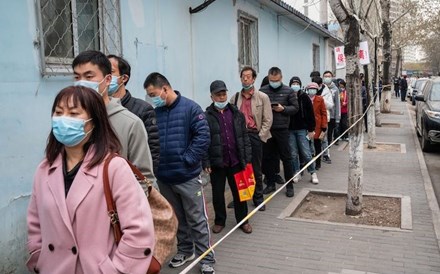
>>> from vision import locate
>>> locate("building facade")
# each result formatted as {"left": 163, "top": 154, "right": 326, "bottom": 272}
{"left": 0, "top": 0, "right": 341, "bottom": 271}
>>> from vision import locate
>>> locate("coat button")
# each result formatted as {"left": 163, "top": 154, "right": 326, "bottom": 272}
{"left": 34, "top": 267, "right": 40, "bottom": 273}
{"left": 143, "top": 248, "right": 151, "bottom": 256}
{"left": 48, "top": 244, "right": 54, "bottom": 251}
{"left": 71, "top": 246, "right": 77, "bottom": 255}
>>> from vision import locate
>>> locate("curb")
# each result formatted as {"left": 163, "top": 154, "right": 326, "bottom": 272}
{"left": 406, "top": 103, "right": 440, "bottom": 250}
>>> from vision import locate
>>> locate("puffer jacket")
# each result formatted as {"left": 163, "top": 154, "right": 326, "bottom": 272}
{"left": 154, "top": 91, "right": 210, "bottom": 184}
{"left": 203, "top": 103, "right": 252, "bottom": 170}
{"left": 289, "top": 90, "right": 316, "bottom": 132}
{"left": 121, "top": 90, "right": 160, "bottom": 174}
{"left": 260, "top": 84, "right": 299, "bottom": 130}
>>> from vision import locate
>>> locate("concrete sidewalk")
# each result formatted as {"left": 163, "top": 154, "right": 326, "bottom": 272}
{"left": 164, "top": 97, "right": 440, "bottom": 274}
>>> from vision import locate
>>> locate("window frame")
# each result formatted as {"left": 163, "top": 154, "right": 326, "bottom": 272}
{"left": 312, "top": 44, "right": 320, "bottom": 72}
{"left": 35, "top": 0, "right": 122, "bottom": 76}
{"left": 237, "top": 10, "right": 259, "bottom": 73}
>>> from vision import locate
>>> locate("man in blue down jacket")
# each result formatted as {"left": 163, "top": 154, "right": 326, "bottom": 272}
{"left": 260, "top": 67, "right": 299, "bottom": 197}
{"left": 144, "top": 73, "right": 215, "bottom": 274}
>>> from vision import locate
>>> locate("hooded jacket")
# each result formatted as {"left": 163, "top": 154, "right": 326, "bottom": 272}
{"left": 120, "top": 90, "right": 160, "bottom": 174}
{"left": 106, "top": 98, "right": 155, "bottom": 185}
{"left": 260, "top": 84, "right": 299, "bottom": 130}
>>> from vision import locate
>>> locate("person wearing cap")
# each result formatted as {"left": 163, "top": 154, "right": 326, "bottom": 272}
{"left": 306, "top": 82, "right": 328, "bottom": 170}
{"left": 288, "top": 76, "right": 319, "bottom": 184}
{"left": 204, "top": 80, "right": 253, "bottom": 234}
{"left": 144, "top": 73, "right": 215, "bottom": 274}
{"left": 230, "top": 66, "right": 273, "bottom": 211}
{"left": 260, "top": 67, "right": 299, "bottom": 197}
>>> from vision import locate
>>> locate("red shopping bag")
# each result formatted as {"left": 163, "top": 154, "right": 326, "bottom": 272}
{"left": 234, "top": 164, "right": 256, "bottom": 202}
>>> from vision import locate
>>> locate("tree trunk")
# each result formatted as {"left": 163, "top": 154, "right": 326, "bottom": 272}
{"left": 394, "top": 48, "right": 402, "bottom": 77}
{"left": 365, "top": 64, "right": 377, "bottom": 148}
{"left": 374, "top": 37, "right": 382, "bottom": 126}
{"left": 381, "top": 0, "right": 392, "bottom": 113}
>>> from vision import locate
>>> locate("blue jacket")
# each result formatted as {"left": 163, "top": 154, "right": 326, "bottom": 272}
{"left": 155, "top": 91, "right": 210, "bottom": 184}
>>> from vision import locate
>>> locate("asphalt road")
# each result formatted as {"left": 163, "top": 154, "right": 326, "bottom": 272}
{"left": 407, "top": 102, "right": 440, "bottom": 204}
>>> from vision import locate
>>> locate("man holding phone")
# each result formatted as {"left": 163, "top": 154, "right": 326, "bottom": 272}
{"left": 260, "top": 67, "right": 299, "bottom": 197}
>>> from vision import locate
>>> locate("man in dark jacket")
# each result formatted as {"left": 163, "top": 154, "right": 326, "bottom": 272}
{"left": 288, "top": 76, "right": 319, "bottom": 184}
{"left": 400, "top": 75, "right": 408, "bottom": 101}
{"left": 204, "top": 80, "right": 253, "bottom": 234}
{"left": 144, "top": 73, "right": 214, "bottom": 274}
{"left": 260, "top": 67, "right": 299, "bottom": 197}
{"left": 107, "top": 55, "right": 160, "bottom": 174}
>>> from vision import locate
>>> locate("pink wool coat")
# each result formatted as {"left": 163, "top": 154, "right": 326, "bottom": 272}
{"left": 27, "top": 149, "right": 155, "bottom": 274}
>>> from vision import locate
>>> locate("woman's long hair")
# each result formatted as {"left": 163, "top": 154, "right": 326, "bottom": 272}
{"left": 45, "top": 86, "right": 121, "bottom": 168}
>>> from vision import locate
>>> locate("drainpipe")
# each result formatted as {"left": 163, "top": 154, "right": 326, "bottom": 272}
{"left": 189, "top": 0, "right": 216, "bottom": 14}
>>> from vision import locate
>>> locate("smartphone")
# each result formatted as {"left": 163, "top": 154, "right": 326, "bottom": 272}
{"left": 271, "top": 103, "right": 279, "bottom": 107}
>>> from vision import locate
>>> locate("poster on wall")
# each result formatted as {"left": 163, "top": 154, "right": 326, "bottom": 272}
{"left": 359, "top": 41, "right": 370, "bottom": 65}
{"left": 335, "top": 46, "right": 346, "bottom": 69}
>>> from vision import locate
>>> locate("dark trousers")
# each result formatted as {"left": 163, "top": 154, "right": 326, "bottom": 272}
{"left": 248, "top": 132, "right": 264, "bottom": 205}
{"left": 262, "top": 129, "right": 294, "bottom": 190}
{"left": 395, "top": 87, "right": 400, "bottom": 97}
{"left": 313, "top": 139, "right": 322, "bottom": 168}
{"left": 401, "top": 90, "right": 407, "bottom": 101}
{"left": 210, "top": 165, "right": 248, "bottom": 226}
{"left": 327, "top": 118, "right": 336, "bottom": 143}
{"left": 340, "top": 113, "right": 348, "bottom": 138}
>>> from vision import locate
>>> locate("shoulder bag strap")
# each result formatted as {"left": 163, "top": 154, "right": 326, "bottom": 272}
{"left": 103, "top": 153, "right": 122, "bottom": 244}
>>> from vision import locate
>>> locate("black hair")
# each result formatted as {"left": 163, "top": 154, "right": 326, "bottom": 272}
{"left": 107, "top": 55, "right": 131, "bottom": 85}
{"left": 143, "top": 72, "right": 171, "bottom": 89}
{"left": 323, "top": 70, "right": 333, "bottom": 77}
{"left": 268, "top": 67, "right": 282, "bottom": 76}
{"left": 72, "top": 50, "right": 111, "bottom": 76}
{"left": 240, "top": 66, "right": 257, "bottom": 79}
{"left": 260, "top": 76, "right": 269, "bottom": 88}
{"left": 310, "top": 71, "right": 321, "bottom": 78}
{"left": 312, "top": 76, "right": 323, "bottom": 85}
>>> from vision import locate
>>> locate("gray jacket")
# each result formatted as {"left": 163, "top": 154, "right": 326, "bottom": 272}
{"left": 106, "top": 98, "right": 155, "bottom": 185}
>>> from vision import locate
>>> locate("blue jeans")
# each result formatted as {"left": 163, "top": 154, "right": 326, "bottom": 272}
{"left": 289, "top": 129, "right": 316, "bottom": 174}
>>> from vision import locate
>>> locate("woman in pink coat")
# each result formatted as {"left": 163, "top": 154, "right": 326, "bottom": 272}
{"left": 27, "top": 86, "right": 155, "bottom": 274}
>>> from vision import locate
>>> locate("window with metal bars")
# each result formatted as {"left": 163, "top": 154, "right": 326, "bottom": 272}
{"left": 36, "top": 0, "right": 122, "bottom": 75}
{"left": 237, "top": 11, "right": 258, "bottom": 72}
{"left": 313, "top": 44, "right": 320, "bottom": 72}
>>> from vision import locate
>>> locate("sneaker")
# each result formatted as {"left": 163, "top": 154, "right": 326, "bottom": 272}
{"left": 263, "top": 185, "right": 276, "bottom": 194}
{"left": 275, "top": 174, "right": 285, "bottom": 184}
{"left": 169, "top": 253, "right": 195, "bottom": 268}
{"left": 201, "top": 264, "right": 215, "bottom": 274}
{"left": 323, "top": 156, "right": 332, "bottom": 164}
{"left": 286, "top": 188, "right": 294, "bottom": 197}
{"left": 311, "top": 173, "right": 319, "bottom": 184}
{"left": 293, "top": 174, "right": 301, "bottom": 184}
{"left": 227, "top": 201, "right": 234, "bottom": 208}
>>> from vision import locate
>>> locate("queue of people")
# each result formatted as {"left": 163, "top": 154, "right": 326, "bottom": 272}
{"left": 26, "top": 49, "right": 350, "bottom": 274}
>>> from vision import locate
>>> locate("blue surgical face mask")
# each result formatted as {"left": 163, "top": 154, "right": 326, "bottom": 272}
{"left": 291, "top": 84, "right": 301, "bottom": 92}
{"left": 108, "top": 76, "right": 122, "bottom": 96}
{"left": 269, "top": 81, "right": 282, "bottom": 89}
{"left": 214, "top": 101, "right": 228, "bottom": 109}
{"left": 307, "top": 89, "right": 317, "bottom": 96}
{"left": 323, "top": 77, "right": 332, "bottom": 85}
{"left": 74, "top": 78, "right": 106, "bottom": 96}
{"left": 52, "top": 116, "right": 93, "bottom": 147}
{"left": 151, "top": 90, "right": 166, "bottom": 108}
{"left": 242, "top": 83, "right": 253, "bottom": 90}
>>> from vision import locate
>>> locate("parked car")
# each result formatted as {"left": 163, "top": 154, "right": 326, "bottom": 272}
{"left": 415, "top": 78, "right": 440, "bottom": 152}
{"left": 410, "top": 78, "right": 429, "bottom": 106}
